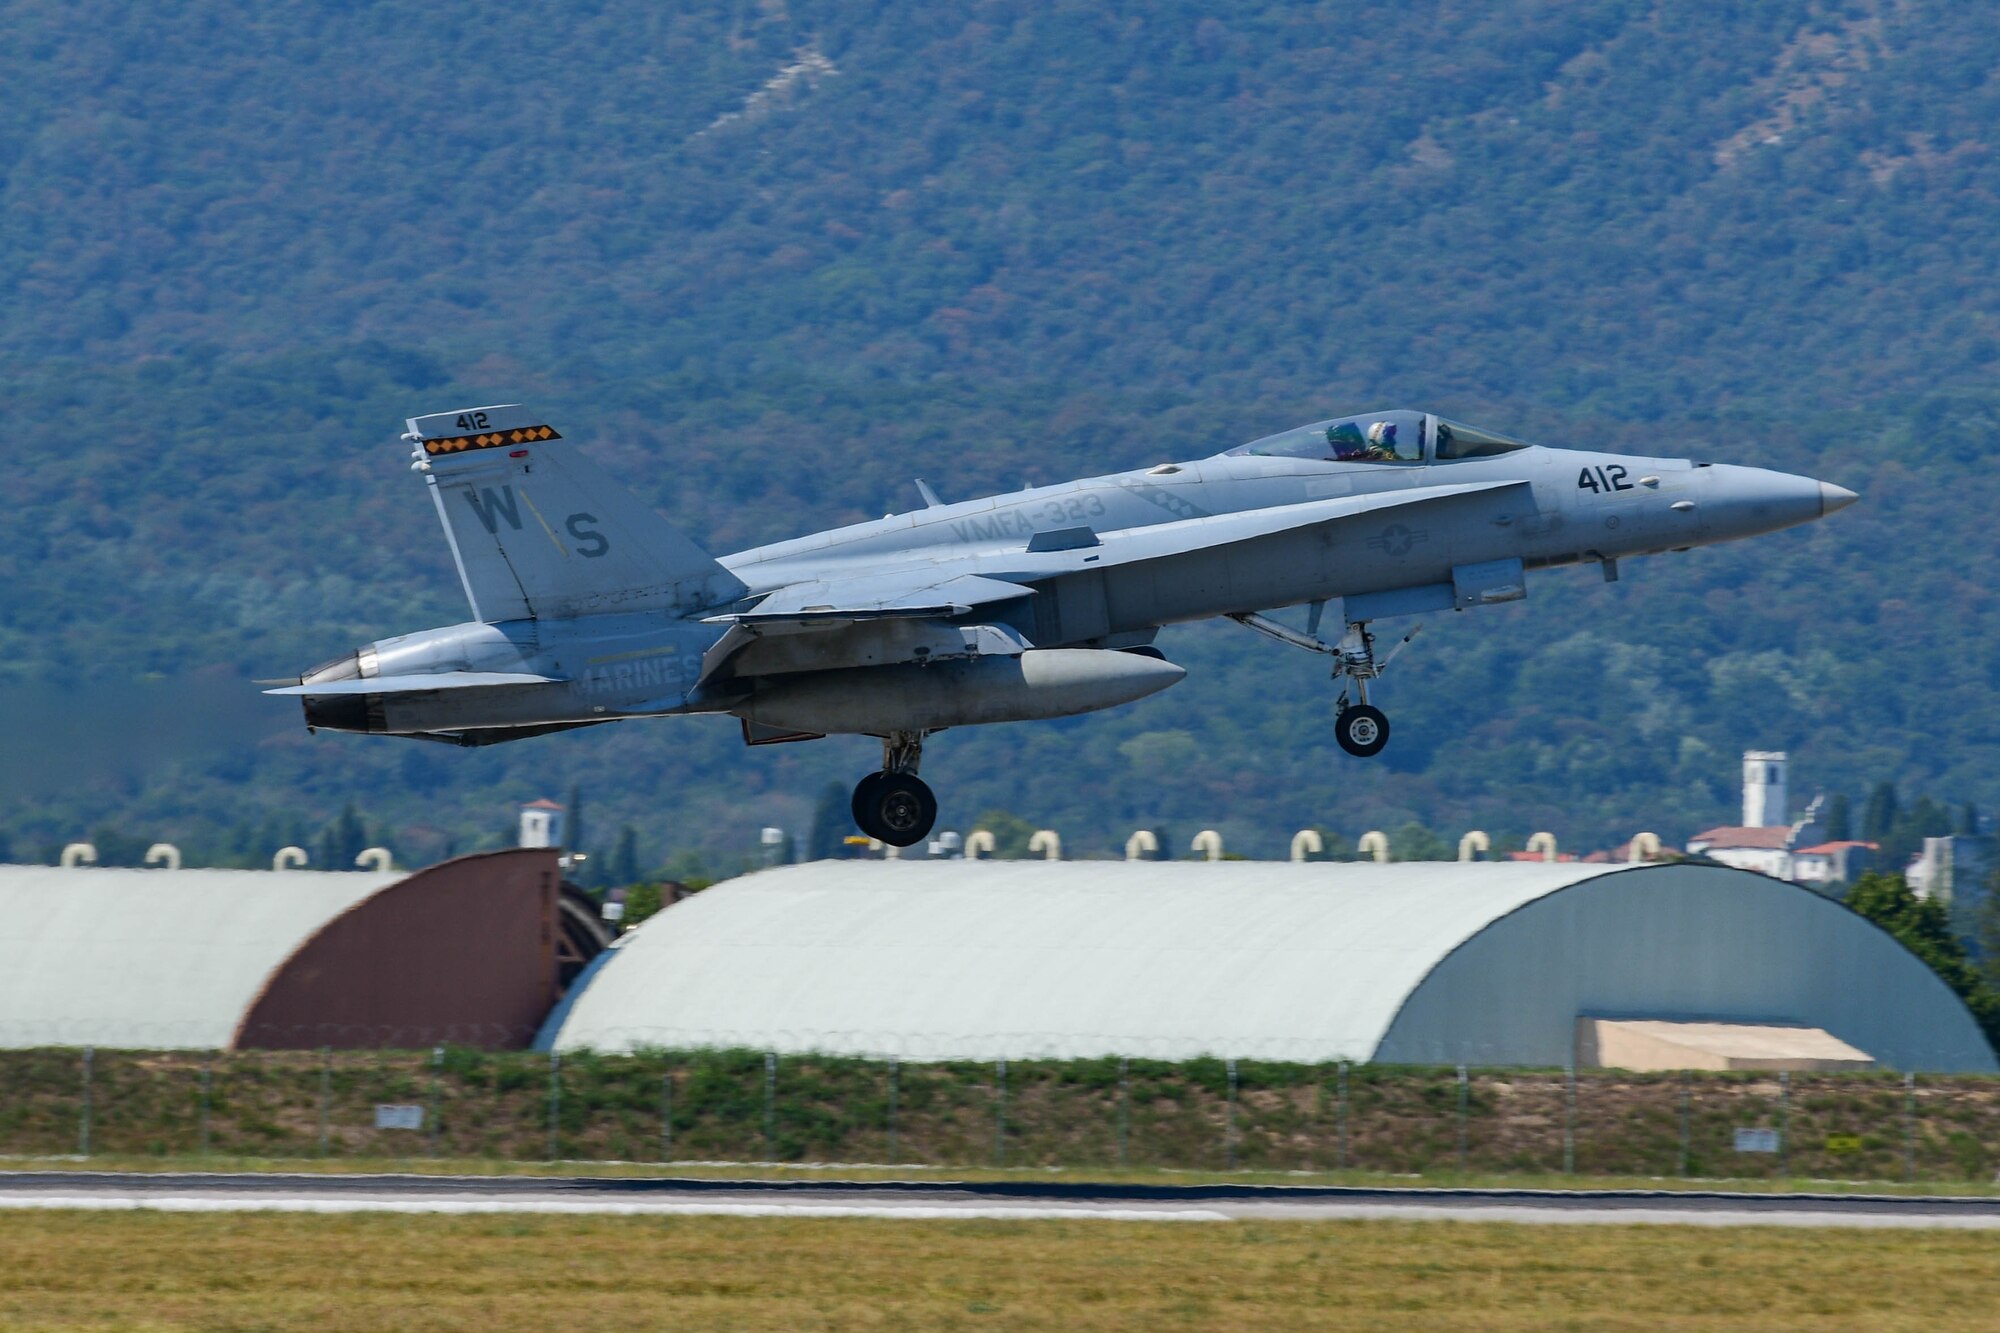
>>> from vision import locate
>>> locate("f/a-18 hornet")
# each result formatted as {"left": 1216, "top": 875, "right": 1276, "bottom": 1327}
{"left": 273, "top": 405, "right": 1857, "bottom": 845}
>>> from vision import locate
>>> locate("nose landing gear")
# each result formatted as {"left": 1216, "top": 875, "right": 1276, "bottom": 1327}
{"left": 1228, "top": 609, "right": 1420, "bottom": 759}
{"left": 852, "top": 730, "right": 938, "bottom": 847}
{"left": 1331, "top": 622, "right": 1394, "bottom": 758}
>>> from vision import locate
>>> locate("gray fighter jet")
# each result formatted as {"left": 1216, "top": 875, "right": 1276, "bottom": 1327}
{"left": 271, "top": 405, "right": 1857, "bottom": 846}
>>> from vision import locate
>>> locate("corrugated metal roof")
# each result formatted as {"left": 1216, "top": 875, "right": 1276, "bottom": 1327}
{"left": 551, "top": 860, "right": 1610, "bottom": 1061}
{"left": 0, "top": 865, "right": 400, "bottom": 1049}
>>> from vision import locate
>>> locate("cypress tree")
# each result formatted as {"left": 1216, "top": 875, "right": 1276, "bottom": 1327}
{"left": 1862, "top": 782, "right": 1899, "bottom": 843}
{"left": 806, "top": 781, "right": 849, "bottom": 860}
{"left": 566, "top": 781, "right": 585, "bottom": 856}
{"left": 608, "top": 825, "right": 641, "bottom": 886}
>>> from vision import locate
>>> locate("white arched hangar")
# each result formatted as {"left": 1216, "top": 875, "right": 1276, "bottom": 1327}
{"left": 546, "top": 861, "right": 1996, "bottom": 1073}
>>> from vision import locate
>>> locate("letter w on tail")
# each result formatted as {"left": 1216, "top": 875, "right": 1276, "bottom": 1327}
{"left": 464, "top": 486, "right": 524, "bottom": 534}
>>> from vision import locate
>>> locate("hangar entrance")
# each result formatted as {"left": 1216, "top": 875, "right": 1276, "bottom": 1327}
{"left": 556, "top": 882, "right": 615, "bottom": 994}
{"left": 1577, "top": 1018, "right": 1874, "bottom": 1072}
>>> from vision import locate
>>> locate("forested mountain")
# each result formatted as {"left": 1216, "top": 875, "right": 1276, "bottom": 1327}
{"left": 2, "top": 0, "right": 1997, "bottom": 869}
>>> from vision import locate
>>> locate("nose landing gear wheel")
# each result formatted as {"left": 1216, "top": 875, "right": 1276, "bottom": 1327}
{"left": 1334, "top": 704, "right": 1390, "bottom": 758}
{"left": 853, "top": 771, "right": 938, "bottom": 847}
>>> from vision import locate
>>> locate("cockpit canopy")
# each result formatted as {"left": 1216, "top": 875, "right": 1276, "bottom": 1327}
{"left": 1226, "top": 410, "right": 1533, "bottom": 464}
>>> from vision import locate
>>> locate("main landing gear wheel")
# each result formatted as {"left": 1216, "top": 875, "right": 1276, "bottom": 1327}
{"left": 853, "top": 771, "right": 938, "bottom": 847}
{"left": 852, "top": 730, "right": 938, "bottom": 848}
{"left": 851, "top": 771, "right": 887, "bottom": 829}
{"left": 1334, "top": 703, "right": 1390, "bottom": 758}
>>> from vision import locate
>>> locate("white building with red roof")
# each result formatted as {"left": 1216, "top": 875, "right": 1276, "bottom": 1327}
{"left": 1686, "top": 824, "right": 1795, "bottom": 878}
{"left": 1792, "top": 841, "right": 1878, "bottom": 889}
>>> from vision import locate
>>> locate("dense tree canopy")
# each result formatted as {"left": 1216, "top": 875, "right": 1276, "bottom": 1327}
{"left": 4, "top": 1, "right": 1998, "bottom": 868}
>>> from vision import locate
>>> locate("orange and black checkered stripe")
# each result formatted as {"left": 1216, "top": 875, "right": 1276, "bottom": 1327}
{"left": 423, "top": 424, "right": 562, "bottom": 456}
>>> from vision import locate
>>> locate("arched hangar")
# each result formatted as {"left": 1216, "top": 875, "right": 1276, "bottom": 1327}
{"left": 547, "top": 861, "right": 1997, "bottom": 1072}
{"left": 0, "top": 849, "right": 594, "bottom": 1050}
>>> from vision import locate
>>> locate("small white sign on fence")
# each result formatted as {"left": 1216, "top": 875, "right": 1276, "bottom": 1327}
{"left": 375, "top": 1103, "right": 424, "bottom": 1131}
{"left": 1733, "top": 1127, "right": 1780, "bottom": 1154}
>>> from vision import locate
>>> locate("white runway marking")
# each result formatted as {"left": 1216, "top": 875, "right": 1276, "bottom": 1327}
{"left": 0, "top": 1194, "right": 1229, "bottom": 1223}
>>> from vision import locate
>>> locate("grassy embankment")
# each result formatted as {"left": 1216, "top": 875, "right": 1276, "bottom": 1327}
{"left": 2, "top": 1211, "right": 1999, "bottom": 1331}
{"left": 5, "top": 1047, "right": 1999, "bottom": 1186}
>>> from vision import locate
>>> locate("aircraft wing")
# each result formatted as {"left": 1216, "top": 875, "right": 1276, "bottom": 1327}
{"left": 1072, "top": 479, "right": 1530, "bottom": 572}
{"left": 710, "top": 571, "right": 1034, "bottom": 627}
{"left": 264, "top": 671, "right": 566, "bottom": 696}
{"left": 694, "top": 481, "right": 1527, "bottom": 685}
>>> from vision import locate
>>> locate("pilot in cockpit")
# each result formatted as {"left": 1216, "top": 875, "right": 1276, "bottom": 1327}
{"left": 1326, "top": 421, "right": 1369, "bottom": 460}
{"left": 1364, "top": 420, "right": 1399, "bottom": 460}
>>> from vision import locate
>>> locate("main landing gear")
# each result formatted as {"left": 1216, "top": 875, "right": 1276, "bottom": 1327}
{"left": 1227, "top": 607, "right": 1421, "bottom": 759}
{"left": 852, "top": 730, "right": 938, "bottom": 848}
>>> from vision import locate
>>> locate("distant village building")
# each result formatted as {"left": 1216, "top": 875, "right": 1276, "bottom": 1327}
{"left": 1685, "top": 825, "right": 1794, "bottom": 879}
{"left": 1742, "top": 750, "right": 1787, "bottom": 828}
{"left": 1685, "top": 750, "right": 1875, "bottom": 887}
{"left": 518, "top": 799, "right": 567, "bottom": 850}
{"left": 1907, "top": 835, "right": 1989, "bottom": 903}
{"left": 1790, "top": 841, "right": 1877, "bottom": 889}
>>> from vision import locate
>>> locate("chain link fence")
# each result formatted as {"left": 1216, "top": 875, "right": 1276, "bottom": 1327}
{"left": 4, "top": 1044, "right": 1998, "bottom": 1182}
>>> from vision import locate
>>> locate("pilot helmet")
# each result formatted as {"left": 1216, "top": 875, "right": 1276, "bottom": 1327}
{"left": 1366, "top": 421, "right": 1397, "bottom": 445}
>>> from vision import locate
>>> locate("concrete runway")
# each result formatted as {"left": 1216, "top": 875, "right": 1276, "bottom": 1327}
{"left": 4, "top": 1171, "right": 2000, "bottom": 1228}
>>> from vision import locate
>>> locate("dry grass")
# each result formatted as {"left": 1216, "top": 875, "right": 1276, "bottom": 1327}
{"left": 9, "top": 1049, "right": 2000, "bottom": 1185}
{"left": 0, "top": 1210, "right": 1997, "bottom": 1330}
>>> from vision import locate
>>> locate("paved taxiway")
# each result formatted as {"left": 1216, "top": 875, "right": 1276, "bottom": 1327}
{"left": 3, "top": 1172, "right": 1999, "bottom": 1228}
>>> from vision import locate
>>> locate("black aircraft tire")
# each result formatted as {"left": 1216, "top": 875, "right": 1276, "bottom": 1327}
{"left": 858, "top": 772, "right": 938, "bottom": 848}
{"left": 851, "top": 772, "right": 888, "bottom": 832}
{"left": 1335, "top": 704, "right": 1390, "bottom": 758}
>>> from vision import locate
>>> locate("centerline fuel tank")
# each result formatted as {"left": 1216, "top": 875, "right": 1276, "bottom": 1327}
{"left": 734, "top": 648, "right": 1185, "bottom": 736}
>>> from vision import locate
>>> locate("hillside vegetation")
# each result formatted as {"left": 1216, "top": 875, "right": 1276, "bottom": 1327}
{"left": 3, "top": 0, "right": 1997, "bottom": 864}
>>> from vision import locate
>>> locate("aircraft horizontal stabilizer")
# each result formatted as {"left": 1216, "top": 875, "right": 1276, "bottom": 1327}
{"left": 264, "top": 671, "right": 566, "bottom": 697}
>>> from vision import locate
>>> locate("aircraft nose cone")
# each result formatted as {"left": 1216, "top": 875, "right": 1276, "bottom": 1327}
{"left": 1819, "top": 481, "right": 1859, "bottom": 516}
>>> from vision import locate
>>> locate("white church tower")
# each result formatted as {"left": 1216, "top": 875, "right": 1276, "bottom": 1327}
{"left": 518, "top": 798, "right": 567, "bottom": 849}
{"left": 1742, "top": 751, "right": 1787, "bottom": 828}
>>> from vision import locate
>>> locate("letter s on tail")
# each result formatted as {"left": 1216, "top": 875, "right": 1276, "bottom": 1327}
{"left": 406, "top": 405, "right": 747, "bottom": 623}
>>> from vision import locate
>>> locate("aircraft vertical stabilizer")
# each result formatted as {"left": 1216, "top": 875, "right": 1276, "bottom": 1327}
{"left": 406, "top": 405, "right": 747, "bottom": 622}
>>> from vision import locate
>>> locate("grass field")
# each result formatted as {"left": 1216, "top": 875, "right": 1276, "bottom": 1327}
{"left": 0, "top": 1210, "right": 1996, "bottom": 1330}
